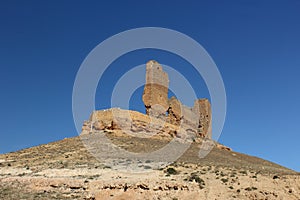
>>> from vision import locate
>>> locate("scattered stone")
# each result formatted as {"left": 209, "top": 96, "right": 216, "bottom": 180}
{"left": 137, "top": 183, "right": 149, "bottom": 190}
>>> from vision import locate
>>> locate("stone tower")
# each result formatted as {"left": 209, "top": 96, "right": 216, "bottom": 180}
{"left": 194, "top": 99, "right": 212, "bottom": 138}
{"left": 142, "top": 60, "right": 169, "bottom": 119}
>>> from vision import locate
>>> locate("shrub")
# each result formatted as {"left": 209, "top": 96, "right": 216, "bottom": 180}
{"left": 166, "top": 167, "right": 178, "bottom": 175}
{"left": 187, "top": 173, "right": 205, "bottom": 189}
{"left": 221, "top": 178, "right": 229, "bottom": 183}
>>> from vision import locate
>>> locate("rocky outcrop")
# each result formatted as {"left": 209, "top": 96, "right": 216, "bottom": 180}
{"left": 81, "top": 108, "right": 184, "bottom": 139}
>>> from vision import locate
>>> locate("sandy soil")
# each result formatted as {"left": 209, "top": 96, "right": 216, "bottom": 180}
{"left": 0, "top": 133, "right": 299, "bottom": 199}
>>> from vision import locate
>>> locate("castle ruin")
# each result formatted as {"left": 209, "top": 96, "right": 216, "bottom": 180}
{"left": 81, "top": 60, "right": 212, "bottom": 139}
{"left": 142, "top": 60, "right": 212, "bottom": 138}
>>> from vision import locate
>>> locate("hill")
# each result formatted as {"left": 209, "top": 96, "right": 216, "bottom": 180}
{"left": 0, "top": 132, "right": 299, "bottom": 200}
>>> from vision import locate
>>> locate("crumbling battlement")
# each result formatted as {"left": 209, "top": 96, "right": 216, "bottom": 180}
{"left": 194, "top": 99, "right": 212, "bottom": 138}
{"left": 142, "top": 60, "right": 212, "bottom": 138}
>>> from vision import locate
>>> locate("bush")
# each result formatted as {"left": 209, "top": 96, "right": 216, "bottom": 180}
{"left": 221, "top": 178, "right": 229, "bottom": 183}
{"left": 186, "top": 173, "right": 205, "bottom": 189}
{"left": 166, "top": 167, "right": 178, "bottom": 175}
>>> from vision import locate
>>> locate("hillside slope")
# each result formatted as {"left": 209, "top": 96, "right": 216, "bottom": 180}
{"left": 0, "top": 133, "right": 299, "bottom": 199}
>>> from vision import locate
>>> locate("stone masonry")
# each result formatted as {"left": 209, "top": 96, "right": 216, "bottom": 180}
{"left": 194, "top": 99, "right": 212, "bottom": 138}
{"left": 142, "top": 60, "right": 169, "bottom": 119}
{"left": 142, "top": 60, "right": 212, "bottom": 138}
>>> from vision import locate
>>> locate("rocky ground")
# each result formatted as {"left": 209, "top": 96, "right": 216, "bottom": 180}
{"left": 0, "top": 132, "right": 299, "bottom": 199}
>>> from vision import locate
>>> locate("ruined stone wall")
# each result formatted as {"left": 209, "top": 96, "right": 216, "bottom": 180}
{"left": 193, "top": 99, "right": 212, "bottom": 138}
{"left": 142, "top": 60, "right": 212, "bottom": 138}
{"left": 167, "top": 97, "right": 199, "bottom": 129}
{"left": 181, "top": 104, "right": 199, "bottom": 131}
{"left": 81, "top": 108, "right": 181, "bottom": 139}
{"left": 167, "top": 97, "right": 182, "bottom": 126}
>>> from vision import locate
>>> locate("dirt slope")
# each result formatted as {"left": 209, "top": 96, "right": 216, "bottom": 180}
{"left": 0, "top": 132, "right": 299, "bottom": 199}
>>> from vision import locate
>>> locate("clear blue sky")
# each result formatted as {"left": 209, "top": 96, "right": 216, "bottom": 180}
{"left": 0, "top": 1, "right": 299, "bottom": 172}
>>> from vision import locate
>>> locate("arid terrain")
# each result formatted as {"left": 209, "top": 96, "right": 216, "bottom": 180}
{"left": 0, "top": 61, "right": 299, "bottom": 199}
{"left": 0, "top": 131, "right": 299, "bottom": 200}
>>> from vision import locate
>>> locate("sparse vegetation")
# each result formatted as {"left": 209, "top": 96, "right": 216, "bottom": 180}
{"left": 220, "top": 171, "right": 226, "bottom": 177}
{"left": 185, "top": 173, "right": 205, "bottom": 189}
{"left": 144, "top": 165, "right": 152, "bottom": 169}
{"left": 239, "top": 170, "right": 248, "bottom": 175}
{"left": 245, "top": 187, "right": 257, "bottom": 191}
{"left": 221, "top": 178, "right": 229, "bottom": 183}
{"left": 166, "top": 167, "right": 178, "bottom": 175}
{"left": 0, "top": 134, "right": 299, "bottom": 199}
